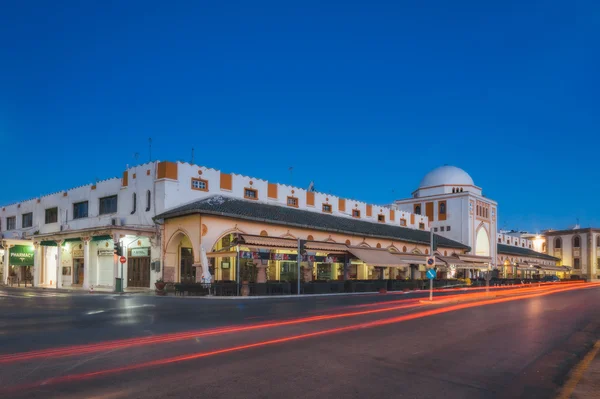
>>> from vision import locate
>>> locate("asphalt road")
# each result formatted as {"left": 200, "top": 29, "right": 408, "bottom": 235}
{"left": 1, "top": 284, "right": 599, "bottom": 399}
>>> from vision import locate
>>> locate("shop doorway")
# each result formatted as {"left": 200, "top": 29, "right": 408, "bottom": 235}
{"left": 180, "top": 248, "right": 195, "bottom": 283}
{"left": 73, "top": 258, "right": 84, "bottom": 285}
{"left": 128, "top": 256, "right": 150, "bottom": 287}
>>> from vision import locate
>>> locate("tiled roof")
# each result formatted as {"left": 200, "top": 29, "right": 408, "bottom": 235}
{"left": 497, "top": 244, "right": 559, "bottom": 261}
{"left": 155, "top": 195, "right": 470, "bottom": 250}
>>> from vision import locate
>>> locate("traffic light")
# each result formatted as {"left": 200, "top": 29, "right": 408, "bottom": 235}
{"left": 114, "top": 242, "right": 123, "bottom": 256}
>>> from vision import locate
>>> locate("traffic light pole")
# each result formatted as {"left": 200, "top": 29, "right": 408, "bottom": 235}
{"left": 430, "top": 228, "right": 434, "bottom": 301}
{"left": 297, "top": 239, "right": 301, "bottom": 296}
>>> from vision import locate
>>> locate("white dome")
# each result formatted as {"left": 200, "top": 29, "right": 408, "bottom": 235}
{"left": 418, "top": 166, "right": 474, "bottom": 189}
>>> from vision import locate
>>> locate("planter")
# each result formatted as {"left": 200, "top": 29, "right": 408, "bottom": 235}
{"left": 155, "top": 282, "right": 166, "bottom": 291}
{"left": 241, "top": 281, "right": 250, "bottom": 297}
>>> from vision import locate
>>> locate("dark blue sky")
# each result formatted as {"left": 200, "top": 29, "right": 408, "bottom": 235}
{"left": 1, "top": 1, "right": 598, "bottom": 232}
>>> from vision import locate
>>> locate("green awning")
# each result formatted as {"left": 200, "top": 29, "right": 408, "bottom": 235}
{"left": 41, "top": 241, "right": 57, "bottom": 247}
{"left": 92, "top": 235, "right": 112, "bottom": 242}
{"left": 9, "top": 245, "right": 34, "bottom": 266}
{"left": 63, "top": 238, "right": 81, "bottom": 244}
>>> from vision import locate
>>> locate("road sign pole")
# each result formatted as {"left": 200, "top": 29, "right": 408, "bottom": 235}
{"left": 430, "top": 228, "right": 434, "bottom": 301}
{"left": 119, "top": 256, "right": 127, "bottom": 293}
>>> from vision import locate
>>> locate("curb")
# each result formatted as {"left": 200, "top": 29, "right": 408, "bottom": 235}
{"left": 156, "top": 291, "right": 419, "bottom": 300}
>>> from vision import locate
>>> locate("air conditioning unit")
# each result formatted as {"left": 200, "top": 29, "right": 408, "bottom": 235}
{"left": 60, "top": 224, "right": 69, "bottom": 231}
{"left": 111, "top": 218, "right": 122, "bottom": 226}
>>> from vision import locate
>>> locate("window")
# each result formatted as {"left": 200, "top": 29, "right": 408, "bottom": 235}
{"left": 352, "top": 209, "right": 361, "bottom": 218}
{"left": 22, "top": 212, "right": 33, "bottom": 228}
{"left": 287, "top": 197, "right": 298, "bottom": 207}
{"left": 419, "top": 223, "right": 425, "bottom": 230}
{"left": 191, "top": 178, "right": 208, "bottom": 191}
{"left": 439, "top": 202, "right": 446, "bottom": 215}
{"left": 522, "top": 243, "right": 525, "bottom": 247}
{"left": 6, "top": 216, "right": 16, "bottom": 230}
{"left": 414, "top": 205, "right": 421, "bottom": 215}
{"left": 244, "top": 188, "right": 258, "bottom": 200}
{"left": 573, "top": 236, "right": 581, "bottom": 248}
{"left": 441, "top": 226, "right": 445, "bottom": 232}
{"left": 322, "top": 204, "right": 332, "bottom": 213}
{"left": 377, "top": 214, "right": 385, "bottom": 223}
{"left": 555, "top": 237, "right": 562, "bottom": 249}
{"left": 400, "top": 218, "right": 407, "bottom": 226}
{"left": 146, "top": 190, "right": 151, "bottom": 212}
{"left": 447, "top": 226, "right": 451, "bottom": 231}
{"left": 574, "top": 258, "right": 581, "bottom": 269}
{"left": 131, "top": 193, "right": 137, "bottom": 214}
{"left": 498, "top": 238, "right": 502, "bottom": 243}
{"left": 45, "top": 207, "right": 58, "bottom": 224}
{"left": 99, "top": 195, "right": 118, "bottom": 215}
{"left": 434, "top": 227, "right": 438, "bottom": 232}
{"left": 597, "top": 236, "right": 600, "bottom": 247}
{"left": 73, "top": 201, "right": 88, "bottom": 219}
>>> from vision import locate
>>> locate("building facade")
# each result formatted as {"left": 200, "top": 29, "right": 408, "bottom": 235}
{"left": 1, "top": 162, "right": 567, "bottom": 290}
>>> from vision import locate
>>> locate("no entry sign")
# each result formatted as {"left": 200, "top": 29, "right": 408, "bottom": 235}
{"left": 119, "top": 256, "right": 127, "bottom": 264}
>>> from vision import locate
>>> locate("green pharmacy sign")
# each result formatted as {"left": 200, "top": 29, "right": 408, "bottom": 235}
{"left": 9, "top": 245, "right": 34, "bottom": 267}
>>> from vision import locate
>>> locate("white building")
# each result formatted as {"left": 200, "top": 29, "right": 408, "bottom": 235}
{"left": 1, "top": 161, "right": 429, "bottom": 289}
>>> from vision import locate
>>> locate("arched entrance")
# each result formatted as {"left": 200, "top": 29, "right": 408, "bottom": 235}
{"left": 165, "top": 231, "right": 195, "bottom": 283}
{"left": 475, "top": 226, "right": 491, "bottom": 257}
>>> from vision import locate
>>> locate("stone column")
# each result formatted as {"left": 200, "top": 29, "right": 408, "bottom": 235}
{"left": 33, "top": 242, "right": 41, "bottom": 287}
{"left": 83, "top": 237, "right": 91, "bottom": 289}
{"left": 2, "top": 245, "right": 11, "bottom": 285}
{"left": 55, "top": 240, "right": 63, "bottom": 289}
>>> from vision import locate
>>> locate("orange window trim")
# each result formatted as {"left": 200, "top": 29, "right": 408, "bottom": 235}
{"left": 352, "top": 209, "right": 361, "bottom": 218}
{"left": 425, "top": 202, "right": 434, "bottom": 221}
{"left": 122, "top": 171, "right": 128, "bottom": 187}
{"left": 267, "top": 183, "right": 278, "bottom": 199}
{"left": 287, "top": 196, "right": 299, "bottom": 208}
{"left": 157, "top": 161, "right": 178, "bottom": 180}
{"left": 390, "top": 209, "right": 395, "bottom": 220}
{"left": 338, "top": 198, "right": 346, "bottom": 212}
{"left": 438, "top": 200, "right": 447, "bottom": 221}
{"left": 366, "top": 205, "right": 372, "bottom": 217}
{"left": 377, "top": 214, "right": 385, "bottom": 223}
{"left": 191, "top": 177, "right": 209, "bottom": 192}
{"left": 244, "top": 187, "right": 258, "bottom": 200}
{"left": 306, "top": 191, "right": 315, "bottom": 206}
{"left": 400, "top": 218, "right": 407, "bottom": 226}
{"left": 220, "top": 173, "right": 233, "bottom": 191}
{"left": 322, "top": 203, "right": 332, "bottom": 213}
{"left": 410, "top": 214, "right": 415, "bottom": 225}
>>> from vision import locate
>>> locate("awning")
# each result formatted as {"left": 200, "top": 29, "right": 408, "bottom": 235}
{"left": 516, "top": 263, "right": 535, "bottom": 270}
{"left": 393, "top": 253, "right": 428, "bottom": 265}
{"left": 304, "top": 241, "right": 348, "bottom": 253}
{"left": 240, "top": 235, "right": 297, "bottom": 249}
{"left": 40, "top": 241, "right": 58, "bottom": 247}
{"left": 207, "top": 251, "right": 237, "bottom": 258}
{"left": 347, "top": 247, "right": 408, "bottom": 267}
{"left": 534, "top": 264, "right": 569, "bottom": 272}
{"left": 458, "top": 254, "right": 492, "bottom": 263}
{"left": 436, "top": 256, "right": 479, "bottom": 268}
{"left": 91, "top": 235, "right": 112, "bottom": 242}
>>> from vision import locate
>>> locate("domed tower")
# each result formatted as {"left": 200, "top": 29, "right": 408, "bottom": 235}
{"left": 394, "top": 165, "right": 497, "bottom": 264}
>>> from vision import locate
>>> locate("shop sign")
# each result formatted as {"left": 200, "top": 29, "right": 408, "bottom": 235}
{"left": 9, "top": 245, "right": 34, "bottom": 266}
{"left": 72, "top": 249, "right": 84, "bottom": 258}
{"left": 131, "top": 247, "right": 149, "bottom": 257}
{"left": 239, "top": 251, "right": 344, "bottom": 263}
{"left": 98, "top": 249, "right": 114, "bottom": 256}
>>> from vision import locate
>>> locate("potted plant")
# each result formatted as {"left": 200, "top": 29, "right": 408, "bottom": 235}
{"left": 155, "top": 278, "right": 166, "bottom": 293}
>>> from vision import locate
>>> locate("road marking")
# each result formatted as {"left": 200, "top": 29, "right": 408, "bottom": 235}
{"left": 556, "top": 340, "right": 600, "bottom": 399}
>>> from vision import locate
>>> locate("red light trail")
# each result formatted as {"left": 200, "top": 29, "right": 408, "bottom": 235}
{"left": 2, "top": 282, "right": 598, "bottom": 394}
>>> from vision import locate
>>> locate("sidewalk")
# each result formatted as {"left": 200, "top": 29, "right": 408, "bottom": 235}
{"left": 0, "top": 284, "right": 153, "bottom": 295}
{"left": 557, "top": 340, "right": 600, "bottom": 398}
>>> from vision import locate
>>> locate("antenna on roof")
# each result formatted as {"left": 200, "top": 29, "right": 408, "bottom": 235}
{"left": 308, "top": 181, "right": 315, "bottom": 192}
{"left": 134, "top": 152, "right": 140, "bottom": 161}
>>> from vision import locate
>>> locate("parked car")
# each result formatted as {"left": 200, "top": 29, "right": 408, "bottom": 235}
{"left": 541, "top": 275, "right": 560, "bottom": 282}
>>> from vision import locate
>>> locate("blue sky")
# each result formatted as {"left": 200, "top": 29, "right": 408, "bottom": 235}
{"left": 0, "top": 1, "right": 598, "bottom": 232}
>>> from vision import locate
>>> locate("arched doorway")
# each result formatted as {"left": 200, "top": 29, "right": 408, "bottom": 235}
{"left": 475, "top": 226, "right": 491, "bottom": 257}
{"left": 165, "top": 231, "right": 195, "bottom": 283}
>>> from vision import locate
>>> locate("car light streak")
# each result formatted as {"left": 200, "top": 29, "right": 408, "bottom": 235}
{"left": 4, "top": 282, "right": 598, "bottom": 393}
{"left": 0, "top": 283, "right": 591, "bottom": 365}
